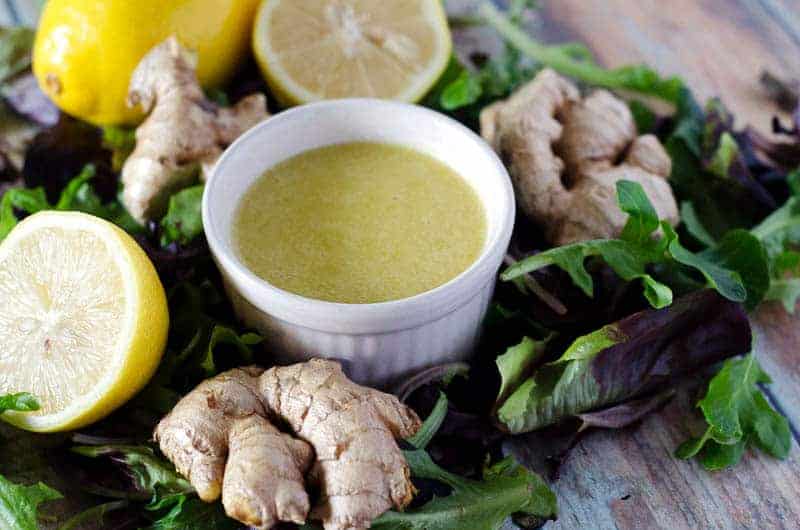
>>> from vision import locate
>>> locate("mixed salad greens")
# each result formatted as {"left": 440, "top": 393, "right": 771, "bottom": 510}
{"left": 2, "top": 1, "right": 800, "bottom": 528}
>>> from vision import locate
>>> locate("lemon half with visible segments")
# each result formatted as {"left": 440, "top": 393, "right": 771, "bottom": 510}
{"left": 253, "top": 0, "right": 452, "bottom": 106}
{"left": 0, "top": 212, "right": 168, "bottom": 432}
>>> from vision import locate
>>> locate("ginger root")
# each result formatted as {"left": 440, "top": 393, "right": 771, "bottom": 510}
{"left": 155, "top": 360, "right": 421, "bottom": 530}
{"left": 121, "top": 37, "right": 268, "bottom": 223}
{"left": 481, "top": 68, "right": 679, "bottom": 245}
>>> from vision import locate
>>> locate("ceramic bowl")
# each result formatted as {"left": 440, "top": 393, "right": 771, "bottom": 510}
{"left": 203, "top": 99, "right": 515, "bottom": 387}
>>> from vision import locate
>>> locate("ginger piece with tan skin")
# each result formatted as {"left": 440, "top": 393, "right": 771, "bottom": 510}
{"left": 155, "top": 360, "right": 422, "bottom": 530}
{"left": 122, "top": 37, "right": 268, "bottom": 223}
{"left": 154, "top": 367, "right": 313, "bottom": 528}
{"left": 481, "top": 68, "right": 679, "bottom": 246}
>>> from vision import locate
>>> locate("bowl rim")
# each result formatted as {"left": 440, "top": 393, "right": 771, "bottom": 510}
{"left": 203, "top": 98, "right": 515, "bottom": 334}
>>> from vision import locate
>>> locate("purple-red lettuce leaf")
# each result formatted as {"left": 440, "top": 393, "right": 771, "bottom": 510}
{"left": 1, "top": 73, "right": 58, "bottom": 126}
{"left": 495, "top": 290, "right": 751, "bottom": 434}
{"left": 23, "top": 116, "right": 117, "bottom": 203}
{"left": 575, "top": 389, "right": 676, "bottom": 430}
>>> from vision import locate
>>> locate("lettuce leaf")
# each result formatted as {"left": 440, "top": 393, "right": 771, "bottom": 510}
{"left": 765, "top": 278, "right": 800, "bottom": 313}
{"left": 675, "top": 354, "right": 791, "bottom": 470}
{"left": 0, "top": 474, "right": 61, "bottom": 530}
{"left": 496, "top": 290, "right": 751, "bottom": 433}
{"left": 143, "top": 496, "right": 237, "bottom": 530}
{"left": 160, "top": 185, "right": 204, "bottom": 247}
{"left": 71, "top": 445, "right": 192, "bottom": 502}
{"left": 0, "top": 392, "right": 38, "bottom": 414}
{"left": 502, "top": 180, "right": 770, "bottom": 309}
{"left": 751, "top": 195, "right": 800, "bottom": 312}
{"left": 0, "top": 164, "right": 142, "bottom": 241}
{"left": 667, "top": 97, "right": 781, "bottom": 240}
{"left": 495, "top": 337, "right": 549, "bottom": 405}
{"left": 371, "top": 395, "right": 557, "bottom": 530}
{"left": 372, "top": 452, "right": 557, "bottom": 530}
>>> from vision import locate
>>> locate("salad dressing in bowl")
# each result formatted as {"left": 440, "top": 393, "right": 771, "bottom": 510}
{"left": 233, "top": 142, "right": 487, "bottom": 304}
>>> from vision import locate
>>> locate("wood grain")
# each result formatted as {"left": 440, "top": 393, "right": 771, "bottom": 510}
{"left": 528, "top": 1, "right": 800, "bottom": 528}
{"left": 550, "top": 389, "right": 800, "bottom": 530}
{"left": 538, "top": 0, "right": 800, "bottom": 134}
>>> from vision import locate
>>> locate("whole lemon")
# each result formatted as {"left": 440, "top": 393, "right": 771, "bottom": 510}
{"left": 33, "top": 0, "right": 260, "bottom": 126}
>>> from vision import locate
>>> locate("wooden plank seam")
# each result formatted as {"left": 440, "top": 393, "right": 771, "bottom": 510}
{"left": 760, "top": 383, "right": 800, "bottom": 443}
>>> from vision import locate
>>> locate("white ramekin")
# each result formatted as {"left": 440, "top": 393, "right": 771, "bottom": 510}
{"left": 203, "top": 99, "right": 515, "bottom": 387}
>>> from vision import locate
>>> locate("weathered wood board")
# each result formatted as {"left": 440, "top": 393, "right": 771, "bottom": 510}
{"left": 2, "top": 1, "right": 800, "bottom": 529}
{"left": 531, "top": 1, "right": 800, "bottom": 528}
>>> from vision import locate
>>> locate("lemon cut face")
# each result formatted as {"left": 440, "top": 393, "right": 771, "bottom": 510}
{"left": 0, "top": 212, "right": 168, "bottom": 432}
{"left": 254, "top": 0, "right": 452, "bottom": 105}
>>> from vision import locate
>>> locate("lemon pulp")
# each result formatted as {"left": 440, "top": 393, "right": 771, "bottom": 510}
{"left": 253, "top": 0, "right": 452, "bottom": 105}
{"left": 0, "top": 212, "right": 168, "bottom": 432}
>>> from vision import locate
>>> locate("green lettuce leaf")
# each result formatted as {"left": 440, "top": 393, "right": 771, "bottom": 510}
{"left": 0, "top": 474, "right": 62, "bottom": 530}
{"left": 750, "top": 195, "right": 800, "bottom": 312}
{"left": 495, "top": 336, "right": 549, "bottom": 405}
{"left": 751, "top": 196, "right": 800, "bottom": 267}
{"left": 667, "top": 97, "right": 777, "bottom": 240}
{"left": 496, "top": 290, "right": 751, "bottom": 433}
{"left": 501, "top": 239, "right": 673, "bottom": 308}
{"left": 765, "top": 278, "right": 800, "bottom": 313}
{"left": 0, "top": 164, "right": 142, "bottom": 241}
{"left": 0, "top": 186, "right": 49, "bottom": 239}
{"left": 666, "top": 226, "right": 769, "bottom": 310}
{"left": 71, "top": 445, "right": 192, "bottom": 501}
{"left": 680, "top": 201, "right": 717, "bottom": 247}
{"left": 406, "top": 392, "right": 448, "bottom": 450}
{"left": 56, "top": 500, "right": 130, "bottom": 530}
{"left": 503, "top": 180, "right": 773, "bottom": 309}
{"left": 372, "top": 452, "right": 557, "bottom": 530}
{"left": 676, "top": 354, "right": 791, "bottom": 470}
{"left": 617, "top": 179, "right": 660, "bottom": 243}
{"left": 143, "top": 496, "right": 237, "bottom": 530}
{"left": 101, "top": 126, "right": 137, "bottom": 171}
{"left": 0, "top": 392, "right": 39, "bottom": 414}
{"left": 198, "top": 326, "right": 262, "bottom": 378}
{"left": 160, "top": 185, "right": 204, "bottom": 247}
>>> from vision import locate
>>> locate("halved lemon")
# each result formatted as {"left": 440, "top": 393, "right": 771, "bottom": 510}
{"left": 0, "top": 212, "right": 169, "bottom": 432}
{"left": 253, "top": 0, "right": 452, "bottom": 106}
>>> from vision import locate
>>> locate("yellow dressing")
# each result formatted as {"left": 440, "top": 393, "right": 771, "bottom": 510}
{"left": 233, "top": 142, "right": 487, "bottom": 304}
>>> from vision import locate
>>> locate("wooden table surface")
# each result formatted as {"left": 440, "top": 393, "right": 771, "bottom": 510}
{"left": 3, "top": 1, "right": 800, "bottom": 529}
{"left": 524, "top": 2, "right": 800, "bottom": 529}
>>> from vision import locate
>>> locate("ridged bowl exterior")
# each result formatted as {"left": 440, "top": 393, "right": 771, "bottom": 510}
{"left": 204, "top": 99, "right": 515, "bottom": 389}
{"left": 225, "top": 276, "right": 496, "bottom": 388}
